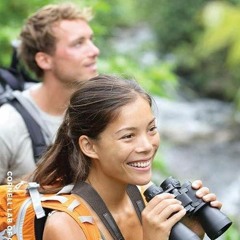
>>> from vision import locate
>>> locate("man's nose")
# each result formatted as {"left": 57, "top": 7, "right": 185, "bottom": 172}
{"left": 88, "top": 41, "right": 100, "bottom": 57}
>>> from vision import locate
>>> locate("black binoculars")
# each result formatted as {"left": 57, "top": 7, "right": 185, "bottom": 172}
{"left": 143, "top": 176, "right": 232, "bottom": 240}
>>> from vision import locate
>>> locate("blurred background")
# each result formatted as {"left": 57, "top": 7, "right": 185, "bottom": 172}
{"left": 0, "top": 0, "right": 239, "bottom": 238}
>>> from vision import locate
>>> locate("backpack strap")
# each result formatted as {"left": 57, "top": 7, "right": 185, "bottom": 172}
{"left": 35, "top": 194, "right": 102, "bottom": 240}
{"left": 126, "top": 184, "right": 145, "bottom": 223}
{"left": 0, "top": 68, "right": 23, "bottom": 91}
{"left": 10, "top": 43, "right": 38, "bottom": 84}
{"left": 34, "top": 208, "right": 53, "bottom": 240}
{"left": 72, "top": 182, "right": 145, "bottom": 240}
{"left": 0, "top": 46, "right": 25, "bottom": 92}
{"left": 7, "top": 97, "right": 47, "bottom": 162}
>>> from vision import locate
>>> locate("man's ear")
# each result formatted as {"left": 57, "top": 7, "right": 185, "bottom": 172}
{"left": 35, "top": 52, "right": 52, "bottom": 70}
{"left": 79, "top": 135, "right": 98, "bottom": 159}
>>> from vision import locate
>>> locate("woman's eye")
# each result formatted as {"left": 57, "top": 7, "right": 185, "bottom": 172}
{"left": 121, "top": 134, "right": 133, "bottom": 139}
{"left": 149, "top": 126, "right": 157, "bottom": 132}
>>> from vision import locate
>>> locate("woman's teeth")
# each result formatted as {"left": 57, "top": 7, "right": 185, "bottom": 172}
{"left": 128, "top": 160, "right": 150, "bottom": 168}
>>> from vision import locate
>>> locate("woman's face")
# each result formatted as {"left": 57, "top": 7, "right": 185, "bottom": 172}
{"left": 90, "top": 95, "right": 160, "bottom": 186}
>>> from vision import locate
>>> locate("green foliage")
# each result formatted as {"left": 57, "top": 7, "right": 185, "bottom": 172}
{"left": 98, "top": 55, "right": 178, "bottom": 97}
{"left": 0, "top": 0, "right": 178, "bottom": 98}
{"left": 0, "top": 0, "right": 55, "bottom": 66}
{"left": 135, "top": 0, "right": 208, "bottom": 54}
{"left": 131, "top": 0, "right": 240, "bottom": 103}
{"left": 222, "top": 219, "right": 240, "bottom": 240}
{"left": 90, "top": 0, "right": 139, "bottom": 58}
{"left": 200, "top": 2, "right": 240, "bottom": 67}
{"left": 152, "top": 150, "right": 170, "bottom": 177}
{"left": 1, "top": 0, "right": 240, "bottom": 103}
{"left": 235, "top": 88, "right": 240, "bottom": 111}
{"left": 196, "top": 1, "right": 240, "bottom": 107}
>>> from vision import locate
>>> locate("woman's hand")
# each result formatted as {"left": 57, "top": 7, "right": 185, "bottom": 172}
{"left": 193, "top": 180, "right": 222, "bottom": 209}
{"left": 182, "top": 180, "right": 222, "bottom": 239}
{"left": 142, "top": 192, "right": 186, "bottom": 240}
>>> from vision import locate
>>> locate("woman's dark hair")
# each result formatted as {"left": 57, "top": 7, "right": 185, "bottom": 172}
{"left": 32, "top": 74, "right": 152, "bottom": 193}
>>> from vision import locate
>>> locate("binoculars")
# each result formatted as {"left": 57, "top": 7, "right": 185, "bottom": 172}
{"left": 144, "top": 176, "right": 232, "bottom": 240}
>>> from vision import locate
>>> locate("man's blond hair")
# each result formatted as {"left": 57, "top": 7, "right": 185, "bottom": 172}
{"left": 19, "top": 3, "right": 93, "bottom": 77}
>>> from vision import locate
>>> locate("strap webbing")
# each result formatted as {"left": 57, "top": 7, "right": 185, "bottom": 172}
{"left": 72, "top": 182, "right": 145, "bottom": 240}
{"left": 8, "top": 97, "right": 47, "bottom": 162}
{"left": 34, "top": 208, "right": 52, "bottom": 240}
{"left": 28, "top": 182, "right": 45, "bottom": 219}
{"left": 126, "top": 184, "right": 145, "bottom": 223}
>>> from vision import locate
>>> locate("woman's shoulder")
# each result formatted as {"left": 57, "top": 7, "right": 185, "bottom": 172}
{"left": 43, "top": 211, "right": 87, "bottom": 240}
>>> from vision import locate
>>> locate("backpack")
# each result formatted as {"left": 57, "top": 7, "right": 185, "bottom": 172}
{"left": 0, "top": 42, "right": 38, "bottom": 105}
{"left": 0, "top": 181, "right": 102, "bottom": 240}
{"left": 0, "top": 44, "right": 47, "bottom": 162}
{"left": 0, "top": 181, "right": 145, "bottom": 240}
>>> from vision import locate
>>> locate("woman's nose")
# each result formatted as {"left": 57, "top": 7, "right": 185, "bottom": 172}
{"left": 135, "top": 136, "right": 153, "bottom": 153}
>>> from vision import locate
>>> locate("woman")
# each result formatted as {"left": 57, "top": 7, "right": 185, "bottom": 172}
{"left": 33, "top": 74, "right": 222, "bottom": 240}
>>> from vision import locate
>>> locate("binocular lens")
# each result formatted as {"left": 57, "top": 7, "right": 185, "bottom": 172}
{"left": 196, "top": 205, "right": 232, "bottom": 239}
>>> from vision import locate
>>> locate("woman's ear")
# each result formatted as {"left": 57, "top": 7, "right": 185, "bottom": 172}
{"left": 78, "top": 135, "right": 98, "bottom": 159}
{"left": 35, "top": 52, "right": 52, "bottom": 70}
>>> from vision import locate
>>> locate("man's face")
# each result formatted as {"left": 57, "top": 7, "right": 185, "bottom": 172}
{"left": 50, "top": 19, "right": 100, "bottom": 84}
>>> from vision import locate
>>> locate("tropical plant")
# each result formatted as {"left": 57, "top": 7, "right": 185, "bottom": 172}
{"left": 199, "top": 1, "right": 240, "bottom": 108}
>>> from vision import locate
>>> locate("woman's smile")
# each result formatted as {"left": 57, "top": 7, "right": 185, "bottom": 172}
{"left": 127, "top": 159, "right": 151, "bottom": 169}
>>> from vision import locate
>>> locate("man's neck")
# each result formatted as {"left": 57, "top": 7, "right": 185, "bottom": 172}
{"left": 30, "top": 81, "right": 74, "bottom": 116}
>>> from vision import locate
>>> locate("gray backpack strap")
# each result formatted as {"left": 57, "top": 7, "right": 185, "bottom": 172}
{"left": 13, "top": 91, "right": 52, "bottom": 145}
{"left": 7, "top": 96, "right": 47, "bottom": 162}
{"left": 126, "top": 184, "right": 145, "bottom": 223}
{"left": 72, "top": 182, "right": 145, "bottom": 240}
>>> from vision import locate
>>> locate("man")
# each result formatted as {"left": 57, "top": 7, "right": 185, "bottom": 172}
{"left": 0, "top": 3, "right": 100, "bottom": 183}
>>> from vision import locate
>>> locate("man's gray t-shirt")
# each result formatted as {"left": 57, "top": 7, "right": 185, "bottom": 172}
{"left": 0, "top": 84, "right": 63, "bottom": 183}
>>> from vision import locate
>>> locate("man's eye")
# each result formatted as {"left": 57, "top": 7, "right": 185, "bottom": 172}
{"left": 75, "top": 41, "right": 84, "bottom": 46}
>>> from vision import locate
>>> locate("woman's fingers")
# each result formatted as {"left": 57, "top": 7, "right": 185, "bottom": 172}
{"left": 196, "top": 187, "right": 210, "bottom": 197}
{"left": 142, "top": 193, "right": 187, "bottom": 240}
{"left": 148, "top": 193, "right": 180, "bottom": 213}
{"left": 166, "top": 207, "right": 186, "bottom": 226}
{"left": 209, "top": 200, "right": 222, "bottom": 208}
{"left": 143, "top": 193, "right": 186, "bottom": 225}
{"left": 191, "top": 180, "right": 202, "bottom": 189}
{"left": 155, "top": 198, "right": 185, "bottom": 221}
{"left": 202, "top": 192, "right": 216, "bottom": 201}
{"left": 192, "top": 181, "right": 222, "bottom": 209}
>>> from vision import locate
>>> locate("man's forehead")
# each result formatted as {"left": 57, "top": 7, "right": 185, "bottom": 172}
{"left": 52, "top": 19, "right": 89, "bottom": 35}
